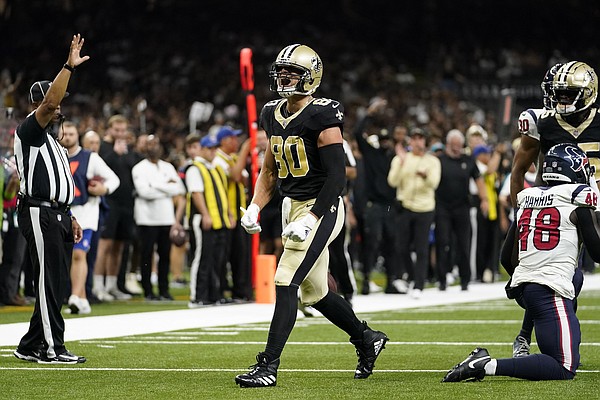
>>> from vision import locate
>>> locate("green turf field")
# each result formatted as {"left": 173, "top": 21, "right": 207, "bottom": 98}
{"left": 1, "top": 287, "right": 599, "bottom": 400}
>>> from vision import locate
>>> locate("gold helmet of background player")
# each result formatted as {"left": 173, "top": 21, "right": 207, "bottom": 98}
{"left": 269, "top": 44, "right": 323, "bottom": 98}
{"left": 552, "top": 61, "right": 598, "bottom": 115}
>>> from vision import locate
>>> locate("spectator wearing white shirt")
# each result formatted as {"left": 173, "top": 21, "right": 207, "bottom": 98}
{"left": 59, "top": 121, "right": 120, "bottom": 314}
{"left": 132, "top": 135, "right": 186, "bottom": 300}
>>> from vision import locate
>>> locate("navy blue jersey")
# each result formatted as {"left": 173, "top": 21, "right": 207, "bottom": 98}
{"left": 259, "top": 97, "right": 344, "bottom": 200}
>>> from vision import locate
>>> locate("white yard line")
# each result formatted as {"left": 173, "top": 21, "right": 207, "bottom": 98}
{"left": 0, "top": 366, "right": 599, "bottom": 374}
{"left": 1, "top": 275, "right": 600, "bottom": 347}
{"left": 76, "top": 339, "right": 600, "bottom": 346}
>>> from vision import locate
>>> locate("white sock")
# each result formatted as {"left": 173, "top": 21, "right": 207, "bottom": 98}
{"left": 93, "top": 275, "right": 105, "bottom": 292}
{"left": 484, "top": 359, "right": 497, "bottom": 375}
{"left": 105, "top": 275, "right": 118, "bottom": 292}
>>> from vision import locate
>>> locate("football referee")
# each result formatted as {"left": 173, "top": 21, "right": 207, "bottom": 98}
{"left": 13, "top": 34, "right": 90, "bottom": 364}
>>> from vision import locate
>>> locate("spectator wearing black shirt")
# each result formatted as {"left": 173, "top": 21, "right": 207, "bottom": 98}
{"left": 435, "top": 129, "right": 488, "bottom": 291}
{"left": 352, "top": 98, "right": 404, "bottom": 295}
{"left": 93, "top": 114, "right": 142, "bottom": 301}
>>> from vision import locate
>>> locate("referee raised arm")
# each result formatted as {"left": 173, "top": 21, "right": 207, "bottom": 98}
{"left": 13, "top": 34, "right": 90, "bottom": 364}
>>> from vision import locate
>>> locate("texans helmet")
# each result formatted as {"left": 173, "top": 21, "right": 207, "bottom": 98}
{"left": 542, "top": 143, "right": 592, "bottom": 185}
{"left": 541, "top": 63, "right": 563, "bottom": 110}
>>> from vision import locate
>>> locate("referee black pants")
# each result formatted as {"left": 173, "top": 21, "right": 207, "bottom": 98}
{"left": 17, "top": 204, "right": 73, "bottom": 358}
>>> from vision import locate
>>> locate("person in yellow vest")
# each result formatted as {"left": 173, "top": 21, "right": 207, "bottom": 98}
{"left": 185, "top": 135, "right": 231, "bottom": 307}
{"left": 472, "top": 144, "right": 501, "bottom": 283}
{"left": 214, "top": 126, "right": 252, "bottom": 302}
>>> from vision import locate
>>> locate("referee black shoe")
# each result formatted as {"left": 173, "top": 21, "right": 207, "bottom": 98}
{"left": 351, "top": 322, "right": 389, "bottom": 379}
{"left": 14, "top": 348, "right": 42, "bottom": 363}
{"left": 235, "top": 352, "right": 280, "bottom": 388}
{"left": 38, "top": 350, "right": 87, "bottom": 364}
{"left": 442, "top": 347, "right": 490, "bottom": 382}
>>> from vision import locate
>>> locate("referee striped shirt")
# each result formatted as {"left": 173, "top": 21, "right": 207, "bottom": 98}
{"left": 14, "top": 111, "right": 75, "bottom": 204}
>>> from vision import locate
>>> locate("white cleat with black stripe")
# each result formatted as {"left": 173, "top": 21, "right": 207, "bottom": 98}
{"left": 235, "top": 352, "right": 280, "bottom": 388}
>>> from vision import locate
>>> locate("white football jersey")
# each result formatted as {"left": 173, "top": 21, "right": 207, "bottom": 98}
{"left": 517, "top": 108, "right": 548, "bottom": 141}
{"left": 512, "top": 183, "right": 596, "bottom": 299}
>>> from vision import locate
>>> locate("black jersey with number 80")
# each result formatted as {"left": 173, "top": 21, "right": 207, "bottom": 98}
{"left": 259, "top": 97, "right": 344, "bottom": 201}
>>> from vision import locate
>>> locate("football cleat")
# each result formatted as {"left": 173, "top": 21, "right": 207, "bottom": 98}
{"left": 38, "top": 350, "right": 87, "bottom": 364}
{"left": 351, "top": 322, "right": 389, "bottom": 379}
{"left": 14, "top": 348, "right": 42, "bottom": 363}
{"left": 512, "top": 335, "right": 531, "bottom": 358}
{"left": 235, "top": 352, "right": 280, "bottom": 388}
{"left": 442, "top": 347, "right": 490, "bottom": 382}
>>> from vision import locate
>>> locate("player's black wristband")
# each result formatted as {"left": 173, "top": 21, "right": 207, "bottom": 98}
{"left": 63, "top": 64, "right": 75, "bottom": 73}
{"left": 311, "top": 143, "right": 345, "bottom": 218}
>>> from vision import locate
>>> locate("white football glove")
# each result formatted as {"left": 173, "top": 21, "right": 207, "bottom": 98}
{"left": 282, "top": 213, "right": 318, "bottom": 242}
{"left": 240, "top": 204, "right": 261, "bottom": 234}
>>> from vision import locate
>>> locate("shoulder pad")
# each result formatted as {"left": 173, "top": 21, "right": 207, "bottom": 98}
{"left": 571, "top": 184, "right": 597, "bottom": 208}
{"left": 517, "top": 108, "right": 543, "bottom": 139}
{"left": 264, "top": 99, "right": 281, "bottom": 108}
{"left": 310, "top": 98, "right": 344, "bottom": 123}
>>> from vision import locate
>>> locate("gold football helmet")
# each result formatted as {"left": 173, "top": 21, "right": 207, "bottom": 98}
{"left": 552, "top": 61, "right": 598, "bottom": 115}
{"left": 269, "top": 44, "right": 323, "bottom": 98}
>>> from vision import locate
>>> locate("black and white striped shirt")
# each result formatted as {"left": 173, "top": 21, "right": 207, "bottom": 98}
{"left": 14, "top": 111, "right": 75, "bottom": 205}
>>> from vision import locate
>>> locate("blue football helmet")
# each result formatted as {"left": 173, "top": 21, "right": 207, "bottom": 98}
{"left": 541, "top": 63, "right": 563, "bottom": 110}
{"left": 542, "top": 143, "right": 592, "bottom": 185}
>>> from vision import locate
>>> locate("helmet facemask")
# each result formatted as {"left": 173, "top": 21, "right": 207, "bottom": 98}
{"left": 553, "top": 88, "right": 587, "bottom": 115}
{"left": 541, "top": 63, "right": 563, "bottom": 110}
{"left": 269, "top": 64, "right": 313, "bottom": 98}
{"left": 552, "top": 61, "right": 598, "bottom": 115}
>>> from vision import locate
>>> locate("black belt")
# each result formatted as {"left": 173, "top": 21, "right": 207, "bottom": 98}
{"left": 18, "top": 194, "right": 70, "bottom": 213}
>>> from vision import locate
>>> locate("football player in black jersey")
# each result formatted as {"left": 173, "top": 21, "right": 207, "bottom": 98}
{"left": 511, "top": 61, "right": 600, "bottom": 205}
{"left": 235, "top": 44, "right": 388, "bottom": 388}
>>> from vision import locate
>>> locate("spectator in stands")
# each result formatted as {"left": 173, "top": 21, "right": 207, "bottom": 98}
{"left": 81, "top": 130, "right": 108, "bottom": 303}
{"left": 387, "top": 127, "right": 441, "bottom": 299}
{"left": 472, "top": 143, "right": 502, "bottom": 283}
{"left": 59, "top": 121, "right": 120, "bottom": 314}
{"left": 132, "top": 134, "right": 185, "bottom": 300}
{"left": 0, "top": 144, "right": 22, "bottom": 305}
{"left": 352, "top": 98, "right": 405, "bottom": 295}
{"left": 186, "top": 135, "right": 231, "bottom": 307}
{"left": 435, "top": 129, "right": 488, "bottom": 291}
{"left": 214, "top": 126, "right": 252, "bottom": 302}
{"left": 94, "top": 115, "right": 142, "bottom": 301}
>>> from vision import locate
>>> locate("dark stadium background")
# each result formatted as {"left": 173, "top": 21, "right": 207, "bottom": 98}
{"left": 1, "top": 0, "right": 600, "bottom": 144}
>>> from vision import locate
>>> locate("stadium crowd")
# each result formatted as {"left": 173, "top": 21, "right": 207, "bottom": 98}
{"left": 1, "top": 1, "right": 599, "bottom": 309}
